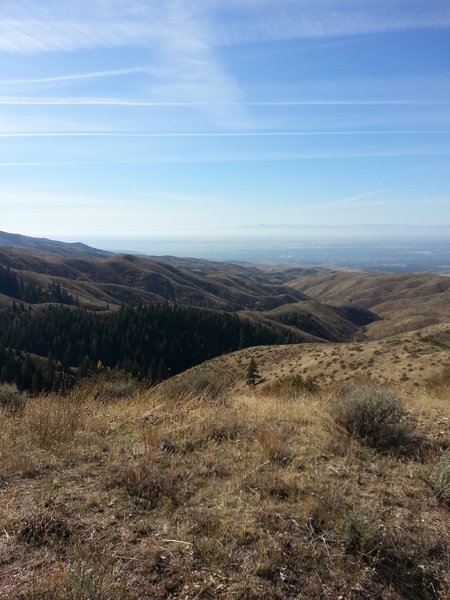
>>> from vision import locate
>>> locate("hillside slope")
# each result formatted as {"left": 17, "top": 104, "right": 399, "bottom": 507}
{"left": 0, "top": 230, "right": 109, "bottom": 259}
{"left": 289, "top": 268, "right": 450, "bottom": 338}
{"left": 0, "top": 246, "right": 379, "bottom": 345}
{"left": 177, "top": 322, "right": 450, "bottom": 393}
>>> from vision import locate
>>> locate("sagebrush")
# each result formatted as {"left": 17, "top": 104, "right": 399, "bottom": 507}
{"left": 330, "top": 385, "right": 414, "bottom": 449}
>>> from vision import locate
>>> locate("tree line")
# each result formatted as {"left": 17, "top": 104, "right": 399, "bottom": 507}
{"left": 0, "top": 303, "right": 299, "bottom": 393}
{"left": 0, "top": 266, "right": 76, "bottom": 305}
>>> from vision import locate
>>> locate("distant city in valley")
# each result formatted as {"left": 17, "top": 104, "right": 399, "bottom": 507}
{"left": 63, "top": 226, "right": 450, "bottom": 274}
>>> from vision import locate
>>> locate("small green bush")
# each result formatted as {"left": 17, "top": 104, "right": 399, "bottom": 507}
{"left": 330, "top": 385, "right": 414, "bottom": 449}
{"left": 0, "top": 383, "right": 27, "bottom": 412}
{"left": 431, "top": 454, "right": 450, "bottom": 503}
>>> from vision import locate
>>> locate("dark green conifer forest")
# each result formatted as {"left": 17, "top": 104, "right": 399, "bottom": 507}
{"left": 0, "top": 303, "right": 299, "bottom": 393}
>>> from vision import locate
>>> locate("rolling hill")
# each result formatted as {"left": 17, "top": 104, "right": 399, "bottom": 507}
{"left": 0, "top": 230, "right": 109, "bottom": 259}
{"left": 288, "top": 268, "right": 450, "bottom": 340}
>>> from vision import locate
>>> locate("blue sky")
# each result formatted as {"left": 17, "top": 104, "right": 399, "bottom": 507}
{"left": 0, "top": 0, "right": 449, "bottom": 239}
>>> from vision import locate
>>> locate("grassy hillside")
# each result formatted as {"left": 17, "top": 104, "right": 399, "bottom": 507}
{"left": 250, "top": 300, "right": 379, "bottom": 342}
{"left": 289, "top": 269, "right": 450, "bottom": 339}
{"left": 0, "top": 250, "right": 308, "bottom": 312}
{"left": 199, "top": 322, "right": 450, "bottom": 392}
{"left": 1, "top": 359, "right": 448, "bottom": 599}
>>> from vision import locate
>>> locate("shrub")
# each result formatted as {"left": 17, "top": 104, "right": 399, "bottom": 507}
{"left": 330, "top": 385, "right": 414, "bottom": 449}
{"left": 0, "top": 383, "right": 27, "bottom": 412}
{"left": 431, "top": 454, "right": 450, "bottom": 504}
{"left": 341, "top": 508, "right": 385, "bottom": 556}
{"left": 18, "top": 507, "right": 73, "bottom": 547}
{"left": 108, "top": 459, "right": 179, "bottom": 507}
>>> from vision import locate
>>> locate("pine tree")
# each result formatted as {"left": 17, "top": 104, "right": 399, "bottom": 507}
{"left": 157, "top": 357, "right": 168, "bottom": 382}
{"left": 246, "top": 358, "right": 259, "bottom": 386}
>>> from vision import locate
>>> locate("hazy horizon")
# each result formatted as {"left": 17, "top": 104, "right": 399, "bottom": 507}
{"left": 51, "top": 226, "right": 450, "bottom": 273}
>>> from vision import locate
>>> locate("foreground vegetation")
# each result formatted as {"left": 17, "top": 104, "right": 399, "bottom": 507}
{"left": 0, "top": 369, "right": 448, "bottom": 599}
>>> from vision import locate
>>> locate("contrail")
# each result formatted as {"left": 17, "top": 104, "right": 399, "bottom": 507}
{"left": 0, "top": 130, "right": 448, "bottom": 138}
{"left": 0, "top": 68, "right": 149, "bottom": 86}
{"left": 0, "top": 98, "right": 448, "bottom": 107}
{"left": 1, "top": 148, "right": 448, "bottom": 168}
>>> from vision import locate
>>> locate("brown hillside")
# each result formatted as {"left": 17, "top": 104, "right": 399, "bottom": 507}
{"left": 184, "top": 322, "right": 450, "bottom": 393}
{"left": 288, "top": 269, "right": 450, "bottom": 338}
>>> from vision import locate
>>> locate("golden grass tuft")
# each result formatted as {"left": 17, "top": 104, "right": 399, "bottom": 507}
{"left": 23, "top": 394, "right": 84, "bottom": 449}
{"left": 256, "top": 426, "right": 293, "bottom": 464}
{"left": 426, "top": 365, "right": 450, "bottom": 399}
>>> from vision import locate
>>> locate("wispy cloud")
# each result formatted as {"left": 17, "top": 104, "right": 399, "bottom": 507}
{"left": 0, "top": 1, "right": 250, "bottom": 128}
{"left": 0, "top": 186, "right": 219, "bottom": 209}
{"left": 332, "top": 188, "right": 400, "bottom": 206}
{"left": 2, "top": 1, "right": 449, "bottom": 55}
{"left": 1, "top": 146, "right": 449, "bottom": 169}
{"left": 1, "top": 2, "right": 447, "bottom": 131}
{"left": 207, "top": 0, "right": 450, "bottom": 45}
{"left": 0, "top": 2, "right": 162, "bottom": 55}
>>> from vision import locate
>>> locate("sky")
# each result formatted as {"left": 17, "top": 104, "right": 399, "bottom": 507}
{"left": 0, "top": 0, "right": 449, "bottom": 240}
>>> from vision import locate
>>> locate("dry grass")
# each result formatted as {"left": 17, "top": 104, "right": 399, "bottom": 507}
{"left": 426, "top": 366, "right": 450, "bottom": 399}
{"left": 157, "top": 367, "right": 234, "bottom": 404}
{"left": 77, "top": 371, "right": 141, "bottom": 402}
{"left": 203, "top": 322, "right": 450, "bottom": 396}
{"left": 261, "top": 373, "right": 319, "bottom": 399}
{"left": 0, "top": 369, "right": 449, "bottom": 599}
